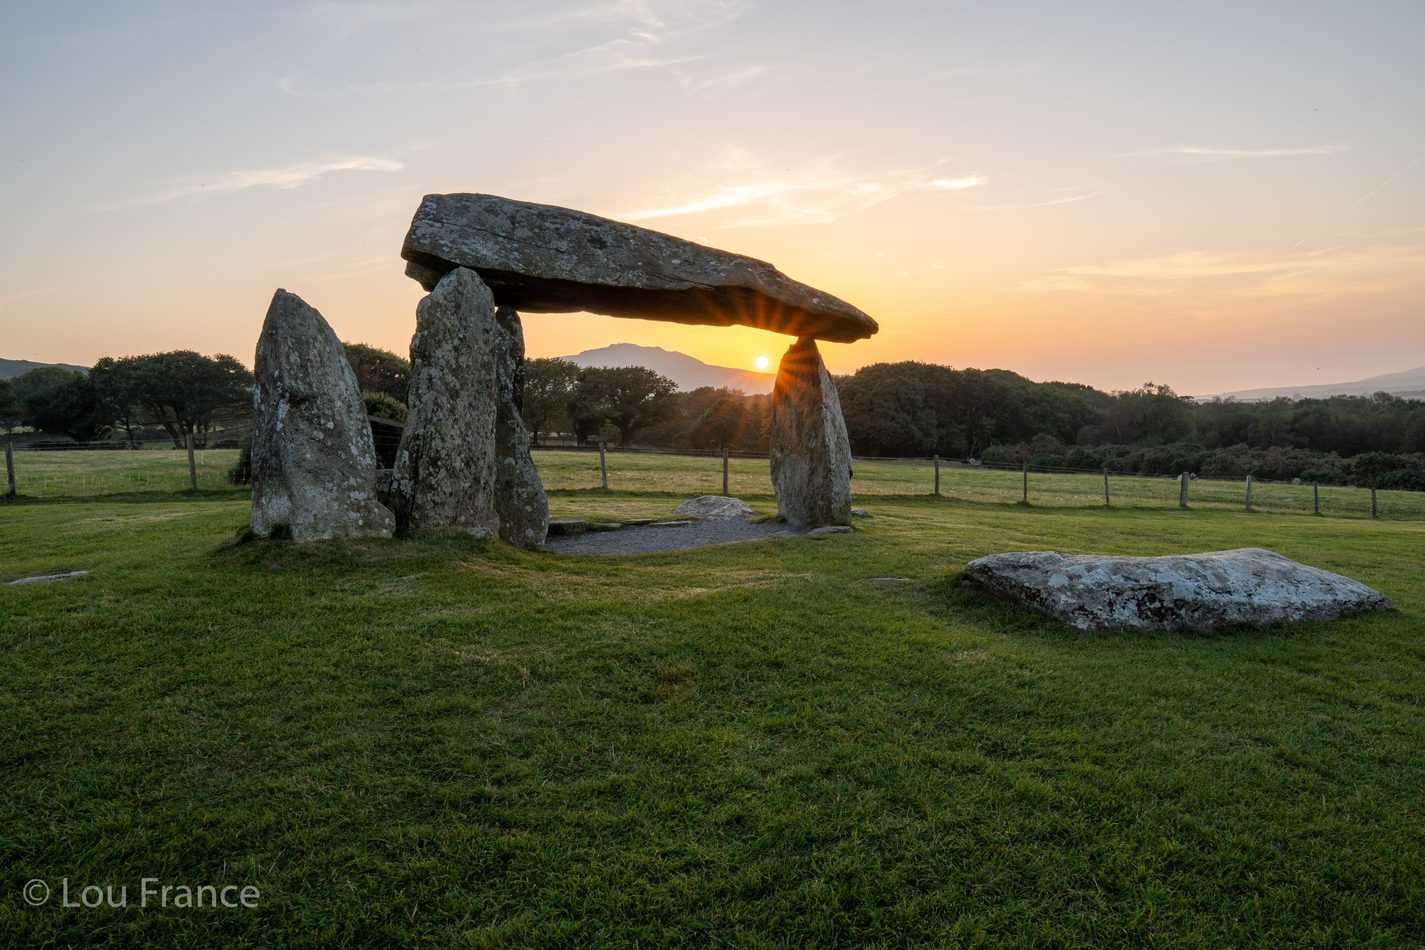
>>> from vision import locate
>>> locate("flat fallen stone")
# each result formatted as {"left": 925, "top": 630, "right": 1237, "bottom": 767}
{"left": 963, "top": 547, "right": 1393, "bottom": 632}
{"left": 8, "top": 570, "right": 90, "bottom": 586}
{"left": 807, "top": 525, "right": 853, "bottom": 538}
{"left": 586, "top": 522, "right": 624, "bottom": 532}
{"left": 547, "top": 519, "right": 588, "bottom": 536}
{"left": 650, "top": 520, "right": 694, "bottom": 527}
{"left": 401, "top": 194, "right": 878, "bottom": 343}
{"left": 674, "top": 495, "right": 754, "bottom": 521}
{"left": 621, "top": 518, "right": 655, "bottom": 527}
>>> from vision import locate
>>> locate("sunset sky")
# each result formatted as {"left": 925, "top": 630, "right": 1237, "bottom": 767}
{"left": 2, "top": 1, "right": 1422, "bottom": 394}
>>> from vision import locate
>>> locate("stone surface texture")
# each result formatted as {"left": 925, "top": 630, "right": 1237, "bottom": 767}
{"left": 251, "top": 290, "right": 394, "bottom": 541}
{"left": 391, "top": 268, "right": 500, "bottom": 537}
{"left": 963, "top": 547, "right": 1393, "bottom": 632}
{"left": 492, "top": 305, "right": 549, "bottom": 547}
{"left": 769, "top": 337, "right": 853, "bottom": 529}
{"left": 674, "top": 495, "right": 754, "bottom": 520}
{"left": 401, "top": 193, "right": 877, "bottom": 342}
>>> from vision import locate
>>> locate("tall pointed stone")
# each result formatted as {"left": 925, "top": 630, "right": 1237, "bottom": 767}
{"left": 391, "top": 267, "right": 499, "bottom": 537}
{"left": 493, "top": 306, "right": 549, "bottom": 548}
{"left": 251, "top": 290, "right": 394, "bottom": 541}
{"left": 769, "top": 336, "right": 853, "bottom": 529}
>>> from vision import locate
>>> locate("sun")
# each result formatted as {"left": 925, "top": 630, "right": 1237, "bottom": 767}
{"left": 754, "top": 355, "right": 771, "bottom": 372}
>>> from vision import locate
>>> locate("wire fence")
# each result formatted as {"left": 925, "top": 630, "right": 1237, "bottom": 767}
{"left": 4, "top": 436, "right": 1421, "bottom": 521}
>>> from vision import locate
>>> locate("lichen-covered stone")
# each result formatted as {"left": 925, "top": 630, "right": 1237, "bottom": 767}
{"left": 674, "top": 495, "right": 753, "bottom": 521}
{"left": 493, "top": 306, "right": 549, "bottom": 548}
{"left": 391, "top": 268, "right": 499, "bottom": 537}
{"left": 251, "top": 290, "right": 393, "bottom": 541}
{"left": 401, "top": 193, "right": 878, "bottom": 343}
{"left": 963, "top": 548, "right": 1393, "bottom": 631}
{"left": 769, "top": 337, "right": 853, "bottom": 528}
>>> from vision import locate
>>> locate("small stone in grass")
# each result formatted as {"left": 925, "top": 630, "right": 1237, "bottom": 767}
{"left": 8, "top": 570, "right": 90, "bottom": 586}
{"left": 807, "top": 525, "right": 853, "bottom": 538}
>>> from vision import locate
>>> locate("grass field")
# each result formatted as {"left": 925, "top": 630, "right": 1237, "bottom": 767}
{"left": 3, "top": 452, "right": 1425, "bottom": 945}
{"left": 10, "top": 446, "right": 1424, "bottom": 520}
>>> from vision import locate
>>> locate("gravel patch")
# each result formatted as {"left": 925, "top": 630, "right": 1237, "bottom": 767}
{"left": 545, "top": 519, "right": 790, "bottom": 556}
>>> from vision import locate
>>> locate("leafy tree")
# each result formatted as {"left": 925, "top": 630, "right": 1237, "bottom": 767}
{"left": 90, "top": 356, "right": 147, "bottom": 445}
{"left": 344, "top": 343, "right": 410, "bottom": 403}
{"left": 13, "top": 367, "right": 110, "bottom": 442}
{"left": 576, "top": 366, "right": 677, "bottom": 446}
{"left": 0, "top": 378, "right": 18, "bottom": 432}
{"left": 522, "top": 358, "right": 581, "bottom": 444}
{"left": 689, "top": 388, "right": 751, "bottom": 450}
{"left": 130, "top": 351, "right": 253, "bottom": 446}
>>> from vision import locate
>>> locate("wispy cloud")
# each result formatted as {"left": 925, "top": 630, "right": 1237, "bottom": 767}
{"left": 477, "top": 35, "right": 704, "bottom": 86}
{"left": 678, "top": 63, "right": 769, "bottom": 93}
{"left": 127, "top": 157, "right": 405, "bottom": 207}
{"left": 931, "top": 176, "right": 988, "bottom": 191}
{"left": 621, "top": 156, "right": 985, "bottom": 227}
{"left": 1128, "top": 145, "right": 1348, "bottom": 161}
{"left": 284, "top": 1, "right": 750, "bottom": 95}
{"left": 1024, "top": 245, "right": 1425, "bottom": 299}
{"left": 977, "top": 191, "right": 1100, "bottom": 211}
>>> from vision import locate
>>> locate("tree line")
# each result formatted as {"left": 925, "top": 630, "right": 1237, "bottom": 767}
{"left": 7, "top": 347, "right": 1424, "bottom": 490}
{"left": 1, "top": 353, "right": 253, "bottom": 446}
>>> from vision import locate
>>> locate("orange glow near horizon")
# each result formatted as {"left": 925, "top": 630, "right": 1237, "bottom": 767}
{"left": 2, "top": 4, "right": 1422, "bottom": 397}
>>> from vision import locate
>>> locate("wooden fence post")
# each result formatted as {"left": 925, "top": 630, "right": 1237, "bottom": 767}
{"left": 1103, "top": 467, "right": 1110, "bottom": 507}
{"left": 1021, "top": 460, "right": 1029, "bottom": 505}
{"left": 598, "top": 441, "right": 608, "bottom": 491}
{"left": 1178, "top": 472, "right": 1189, "bottom": 509}
{"left": 4, "top": 439, "right": 14, "bottom": 499}
{"left": 1371, "top": 486, "right": 1378, "bottom": 520}
{"left": 1245, "top": 474, "right": 1254, "bottom": 512}
{"left": 1313, "top": 483, "right": 1320, "bottom": 516}
{"left": 721, "top": 445, "right": 729, "bottom": 496}
{"left": 185, "top": 432, "right": 198, "bottom": 492}
{"left": 933, "top": 454, "right": 941, "bottom": 496}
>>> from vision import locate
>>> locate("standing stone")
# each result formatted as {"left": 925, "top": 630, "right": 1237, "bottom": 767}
{"left": 493, "top": 306, "right": 549, "bottom": 547}
{"left": 769, "top": 337, "right": 853, "bottom": 528}
{"left": 391, "top": 268, "right": 499, "bottom": 537}
{"left": 251, "top": 290, "right": 393, "bottom": 541}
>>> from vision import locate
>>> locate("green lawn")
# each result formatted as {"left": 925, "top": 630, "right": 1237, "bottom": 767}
{"left": 3, "top": 454, "right": 1425, "bottom": 945}
{"left": 11, "top": 447, "right": 1422, "bottom": 521}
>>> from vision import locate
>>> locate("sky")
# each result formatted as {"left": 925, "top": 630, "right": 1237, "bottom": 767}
{"left": 1, "top": 0, "right": 1423, "bottom": 395}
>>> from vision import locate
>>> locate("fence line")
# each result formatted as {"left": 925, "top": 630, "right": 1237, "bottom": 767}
{"left": 4, "top": 437, "right": 1418, "bottom": 520}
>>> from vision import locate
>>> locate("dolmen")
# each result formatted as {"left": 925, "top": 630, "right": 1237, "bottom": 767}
{"left": 249, "top": 193, "right": 879, "bottom": 543}
{"left": 964, "top": 548, "right": 1393, "bottom": 632}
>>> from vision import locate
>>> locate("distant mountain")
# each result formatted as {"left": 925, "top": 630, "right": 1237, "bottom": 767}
{"left": 559, "top": 343, "right": 774, "bottom": 394}
{"left": 1211, "top": 364, "right": 1425, "bottom": 402}
{"left": 0, "top": 358, "right": 89, "bottom": 380}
